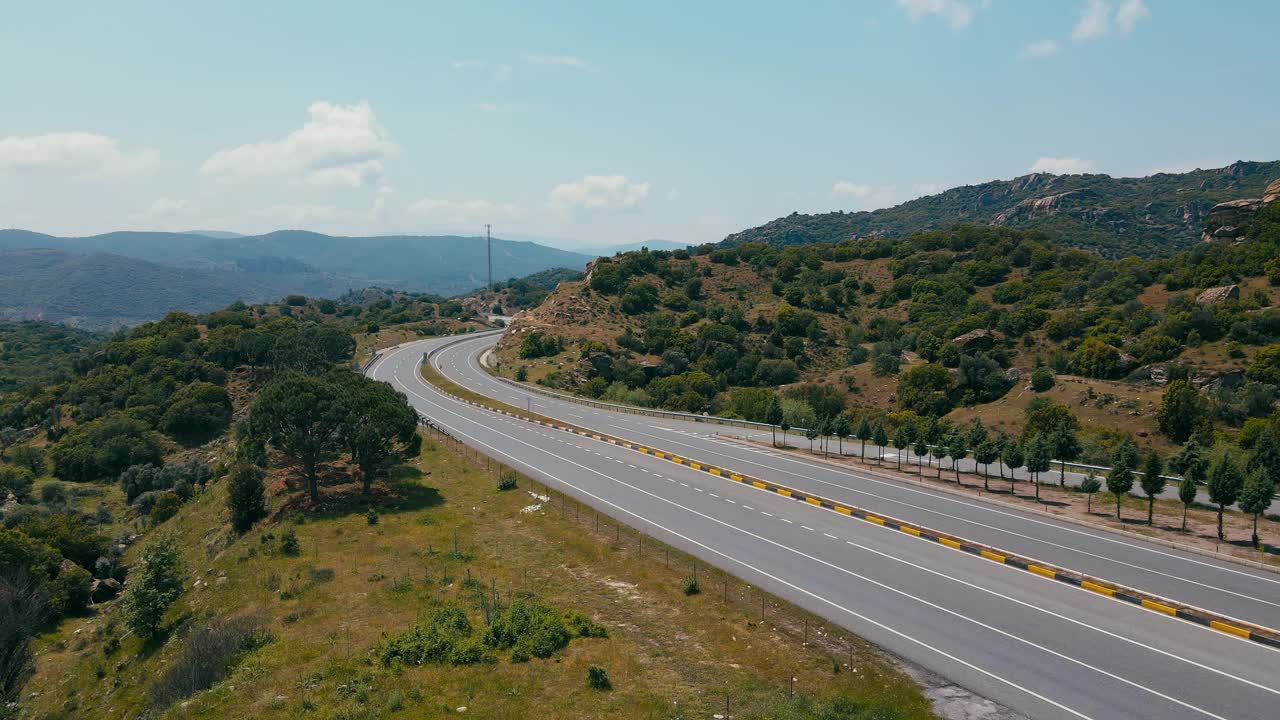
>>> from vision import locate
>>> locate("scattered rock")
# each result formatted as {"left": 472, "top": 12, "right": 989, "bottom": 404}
{"left": 90, "top": 578, "right": 122, "bottom": 603}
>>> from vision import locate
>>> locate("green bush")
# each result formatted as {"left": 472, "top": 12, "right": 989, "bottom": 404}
{"left": 227, "top": 464, "right": 267, "bottom": 533}
{"left": 1030, "top": 366, "right": 1055, "bottom": 393}
{"left": 682, "top": 575, "right": 701, "bottom": 596}
{"left": 279, "top": 528, "right": 300, "bottom": 556}
{"left": 482, "top": 601, "right": 570, "bottom": 659}
{"left": 587, "top": 665, "right": 611, "bottom": 690}
{"left": 497, "top": 472, "right": 518, "bottom": 492}
{"left": 378, "top": 604, "right": 493, "bottom": 666}
{"left": 148, "top": 492, "right": 183, "bottom": 524}
{"left": 565, "top": 611, "right": 609, "bottom": 638}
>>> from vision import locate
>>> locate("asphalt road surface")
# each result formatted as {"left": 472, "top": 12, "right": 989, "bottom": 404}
{"left": 369, "top": 332, "right": 1280, "bottom": 720}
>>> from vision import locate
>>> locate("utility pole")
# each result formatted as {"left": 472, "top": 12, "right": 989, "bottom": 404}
{"left": 485, "top": 223, "right": 493, "bottom": 292}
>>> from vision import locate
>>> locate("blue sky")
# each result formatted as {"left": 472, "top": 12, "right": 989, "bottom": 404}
{"left": 1, "top": 1, "right": 1277, "bottom": 249}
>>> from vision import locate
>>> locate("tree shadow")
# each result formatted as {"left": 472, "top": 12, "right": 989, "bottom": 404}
{"left": 302, "top": 463, "right": 445, "bottom": 522}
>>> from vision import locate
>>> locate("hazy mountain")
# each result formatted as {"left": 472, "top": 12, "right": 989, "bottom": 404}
{"left": 0, "top": 229, "right": 593, "bottom": 297}
{"left": 181, "top": 230, "right": 245, "bottom": 239}
{"left": 722, "top": 160, "right": 1280, "bottom": 257}
{"left": 0, "top": 249, "right": 288, "bottom": 330}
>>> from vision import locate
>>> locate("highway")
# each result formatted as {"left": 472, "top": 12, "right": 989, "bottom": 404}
{"left": 370, "top": 332, "right": 1280, "bottom": 720}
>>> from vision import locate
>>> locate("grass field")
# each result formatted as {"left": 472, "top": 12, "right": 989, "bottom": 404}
{"left": 23, "top": 417, "right": 936, "bottom": 719}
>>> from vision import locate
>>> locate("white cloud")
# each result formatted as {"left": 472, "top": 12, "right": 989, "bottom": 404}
{"left": 200, "top": 101, "right": 397, "bottom": 188}
{"left": 832, "top": 181, "right": 899, "bottom": 210}
{"left": 254, "top": 203, "right": 344, "bottom": 226}
{"left": 1115, "top": 0, "right": 1149, "bottom": 33}
{"left": 1031, "top": 156, "right": 1097, "bottom": 174}
{"left": 128, "top": 197, "right": 191, "bottom": 222}
{"left": 474, "top": 102, "right": 506, "bottom": 113}
{"left": 407, "top": 197, "right": 518, "bottom": 225}
{"left": 370, "top": 186, "right": 393, "bottom": 220}
{"left": 0, "top": 131, "right": 158, "bottom": 179}
{"left": 896, "top": 0, "right": 976, "bottom": 31}
{"left": 1019, "top": 39, "right": 1061, "bottom": 59}
{"left": 1073, "top": 0, "right": 1146, "bottom": 41}
{"left": 1073, "top": 0, "right": 1111, "bottom": 40}
{"left": 548, "top": 175, "right": 649, "bottom": 214}
{"left": 523, "top": 54, "right": 594, "bottom": 71}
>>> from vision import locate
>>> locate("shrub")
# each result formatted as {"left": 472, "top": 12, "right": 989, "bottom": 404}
{"left": 0, "top": 466, "right": 34, "bottom": 502}
{"left": 497, "top": 472, "right": 518, "bottom": 492}
{"left": 482, "top": 601, "right": 570, "bottom": 659}
{"left": 565, "top": 611, "right": 608, "bottom": 638}
{"left": 378, "top": 605, "right": 492, "bottom": 666}
{"left": 366, "top": 507, "right": 379, "bottom": 526}
{"left": 227, "top": 464, "right": 267, "bottom": 533}
{"left": 148, "top": 615, "right": 270, "bottom": 708}
{"left": 279, "top": 528, "right": 300, "bottom": 556}
{"left": 587, "top": 665, "right": 612, "bottom": 690}
{"left": 1030, "top": 366, "right": 1055, "bottom": 393}
{"left": 39, "top": 482, "right": 67, "bottom": 506}
{"left": 682, "top": 575, "right": 701, "bottom": 596}
{"left": 124, "top": 536, "right": 184, "bottom": 639}
{"left": 148, "top": 492, "right": 183, "bottom": 524}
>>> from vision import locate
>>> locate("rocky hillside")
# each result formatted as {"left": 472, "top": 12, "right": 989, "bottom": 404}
{"left": 497, "top": 188, "right": 1280, "bottom": 457}
{"left": 723, "top": 161, "right": 1280, "bottom": 258}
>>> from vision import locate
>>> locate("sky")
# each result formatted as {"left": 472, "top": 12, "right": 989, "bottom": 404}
{"left": 1, "top": 0, "right": 1277, "bottom": 250}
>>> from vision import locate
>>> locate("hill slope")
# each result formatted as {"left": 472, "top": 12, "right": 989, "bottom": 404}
{"left": 0, "top": 249, "right": 347, "bottom": 329}
{"left": 723, "top": 160, "right": 1280, "bottom": 257}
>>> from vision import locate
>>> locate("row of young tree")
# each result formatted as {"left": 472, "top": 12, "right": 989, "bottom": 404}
{"left": 764, "top": 398, "right": 1277, "bottom": 548}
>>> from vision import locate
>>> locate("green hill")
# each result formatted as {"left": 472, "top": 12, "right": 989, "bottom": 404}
{"left": 722, "top": 160, "right": 1280, "bottom": 258}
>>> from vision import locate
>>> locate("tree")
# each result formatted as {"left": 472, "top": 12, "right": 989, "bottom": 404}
{"left": 1050, "top": 426, "right": 1081, "bottom": 487}
{"left": 1072, "top": 337, "right": 1122, "bottom": 379}
{"left": 892, "top": 426, "right": 912, "bottom": 472}
{"left": 1106, "top": 440, "right": 1137, "bottom": 520}
{"left": 124, "top": 536, "right": 184, "bottom": 639}
{"left": 1002, "top": 441, "right": 1024, "bottom": 495}
{"left": 1238, "top": 470, "right": 1274, "bottom": 549}
{"left": 856, "top": 418, "right": 871, "bottom": 461}
{"left": 246, "top": 372, "right": 348, "bottom": 503}
{"left": 1177, "top": 477, "right": 1198, "bottom": 531}
{"left": 227, "top": 464, "right": 267, "bottom": 533}
{"left": 815, "top": 417, "right": 831, "bottom": 457}
{"left": 0, "top": 571, "right": 45, "bottom": 708}
{"left": 1030, "top": 366, "right": 1055, "bottom": 392}
{"left": 896, "top": 363, "right": 956, "bottom": 416}
{"left": 1206, "top": 456, "right": 1243, "bottom": 541}
{"left": 1246, "top": 344, "right": 1280, "bottom": 385}
{"left": 974, "top": 438, "right": 999, "bottom": 491}
{"left": 1247, "top": 431, "right": 1280, "bottom": 489}
{"left": 8, "top": 445, "right": 43, "bottom": 476}
{"left": 1140, "top": 451, "right": 1166, "bottom": 526}
{"left": 0, "top": 467, "right": 34, "bottom": 503}
{"left": 1080, "top": 472, "right": 1102, "bottom": 513}
{"left": 804, "top": 424, "right": 819, "bottom": 453}
{"left": 50, "top": 414, "right": 164, "bottom": 483}
{"left": 833, "top": 414, "right": 851, "bottom": 456}
{"left": 1156, "top": 380, "right": 1207, "bottom": 443}
{"left": 159, "top": 381, "right": 233, "bottom": 442}
{"left": 338, "top": 375, "right": 419, "bottom": 493}
{"left": 948, "top": 431, "right": 969, "bottom": 485}
{"left": 872, "top": 423, "right": 889, "bottom": 466}
{"left": 967, "top": 419, "right": 988, "bottom": 458}
{"left": 911, "top": 432, "right": 929, "bottom": 474}
{"left": 766, "top": 396, "right": 783, "bottom": 447}
{"left": 1025, "top": 434, "right": 1051, "bottom": 502}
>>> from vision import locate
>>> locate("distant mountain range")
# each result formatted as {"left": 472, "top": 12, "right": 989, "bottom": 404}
{"left": 722, "top": 160, "right": 1280, "bottom": 257}
{"left": 0, "top": 229, "right": 594, "bottom": 329}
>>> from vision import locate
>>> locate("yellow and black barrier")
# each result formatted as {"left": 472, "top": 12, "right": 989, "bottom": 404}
{"left": 416, "top": 347, "right": 1280, "bottom": 651}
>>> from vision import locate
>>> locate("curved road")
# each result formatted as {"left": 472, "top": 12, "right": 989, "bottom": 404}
{"left": 369, "top": 332, "right": 1279, "bottom": 720}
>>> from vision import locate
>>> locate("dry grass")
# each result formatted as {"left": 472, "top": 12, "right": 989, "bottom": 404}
{"left": 22, "top": 415, "right": 934, "bottom": 720}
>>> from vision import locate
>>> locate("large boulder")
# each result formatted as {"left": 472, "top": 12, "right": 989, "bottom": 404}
{"left": 90, "top": 578, "right": 122, "bottom": 603}
{"left": 1265, "top": 178, "right": 1280, "bottom": 205}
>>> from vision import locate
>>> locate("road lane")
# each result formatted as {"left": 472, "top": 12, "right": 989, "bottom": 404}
{"left": 428, "top": 333, "right": 1280, "bottom": 630}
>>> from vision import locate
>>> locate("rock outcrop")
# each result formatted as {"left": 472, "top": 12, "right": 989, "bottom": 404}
{"left": 1196, "top": 285, "right": 1240, "bottom": 305}
{"left": 1265, "top": 178, "right": 1280, "bottom": 205}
